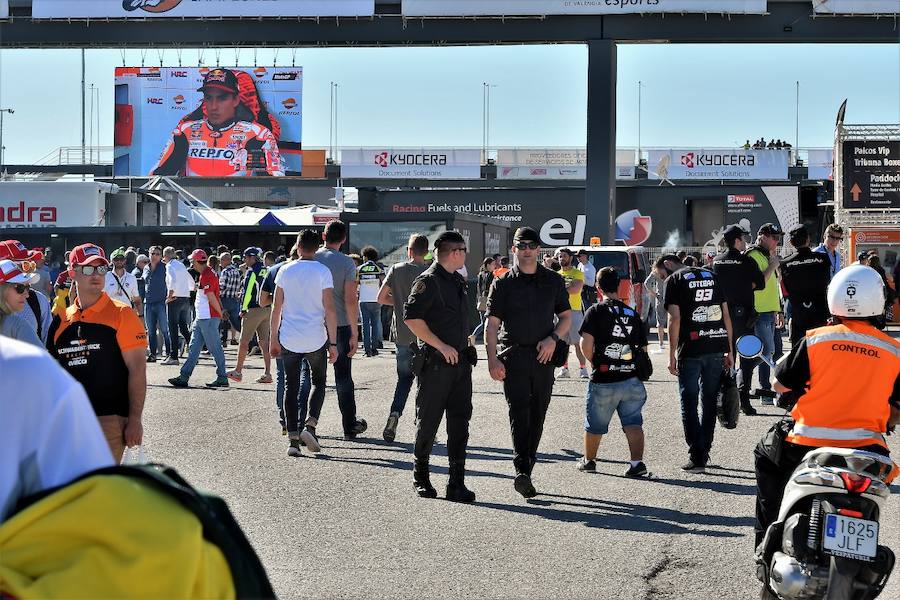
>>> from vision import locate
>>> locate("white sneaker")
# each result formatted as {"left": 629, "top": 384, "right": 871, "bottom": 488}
{"left": 579, "top": 367, "right": 590, "bottom": 379}
{"left": 160, "top": 357, "right": 179, "bottom": 366}
{"left": 557, "top": 367, "right": 570, "bottom": 378}
{"left": 300, "top": 428, "right": 321, "bottom": 453}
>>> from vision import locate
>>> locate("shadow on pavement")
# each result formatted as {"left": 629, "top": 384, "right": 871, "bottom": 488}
{"left": 319, "top": 455, "right": 515, "bottom": 481}
{"left": 476, "top": 493, "right": 751, "bottom": 536}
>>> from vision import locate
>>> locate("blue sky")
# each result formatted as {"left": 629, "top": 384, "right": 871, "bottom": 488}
{"left": 0, "top": 43, "right": 897, "bottom": 163}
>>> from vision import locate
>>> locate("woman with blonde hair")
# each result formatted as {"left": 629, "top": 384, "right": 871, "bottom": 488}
{"left": 0, "top": 259, "right": 43, "bottom": 348}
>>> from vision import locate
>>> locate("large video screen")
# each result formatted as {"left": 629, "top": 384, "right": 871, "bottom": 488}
{"left": 114, "top": 66, "right": 303, "bottom": 177}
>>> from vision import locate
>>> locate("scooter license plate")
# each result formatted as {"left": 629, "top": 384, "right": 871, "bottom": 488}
{"left": 823, "top": 514, "right": 878, "bottom": 560}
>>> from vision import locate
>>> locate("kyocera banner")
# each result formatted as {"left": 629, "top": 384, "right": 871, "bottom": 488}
{"left": 402, "top": 0, "right": 767, "bottom": 16}
{"left": 812, "top": 1, "right": 900, "bottom": 14}
{"left": 114, "top": 66, "right": 304, "bottom": 177}
{"left": 647, "top": 149, "right": 789, "bottom": 181}
{"left": 33, "top": 0, "right": 374, "bottom": 18}
{"left": 341, "top": 149, "right": 482, "bottom": 179}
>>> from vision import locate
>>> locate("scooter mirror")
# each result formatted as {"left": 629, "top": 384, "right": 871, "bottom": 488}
{"left": 736, "top": 334, "right": 764, "bottom": 360}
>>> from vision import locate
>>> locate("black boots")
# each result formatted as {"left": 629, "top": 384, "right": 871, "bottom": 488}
{"left": 445, "top": 461, "right": 476, "bottom": 503}
{"left": 740, "top": 390, "right": 758, "bottom": 416}
{"left": 413, "top": 459, "right": 437, "bottom": 498}
{"left": 514, "top": 473, "right": 537, "bottom": 499}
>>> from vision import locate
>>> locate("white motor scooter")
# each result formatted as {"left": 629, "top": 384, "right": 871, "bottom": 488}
{"left": 737, "top": 334, "right": 896, "bottom": 600}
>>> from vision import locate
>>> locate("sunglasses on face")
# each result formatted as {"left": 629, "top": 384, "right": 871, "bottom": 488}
{"left": 828, "top": 235, "right": 844, "bottom": 241}
{"left": 515, "top": 242, "right": 539, "bottom": 250}
{"left": 77, "top": 265, "right": 109, "bottom": 276}
{"left": 11, "top": 283, "right": 30, "bottom": 294}
{"left": 151, "top": 252, "right": 161, "bottom": 256}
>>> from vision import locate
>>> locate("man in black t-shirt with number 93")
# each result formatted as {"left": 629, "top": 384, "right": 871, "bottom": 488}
{"left": 660, "top": 254, "right": 733, "bottom": 474}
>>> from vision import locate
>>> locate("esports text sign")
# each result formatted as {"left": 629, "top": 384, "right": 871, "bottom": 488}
{"left": 33, "top": 0, "right": 374, "bottom": 18}
{"left": 402, "top": 0, "right": 767, "bottom": 16}
{"left": 842, "top": 140, "right": 900, "bottom": 209}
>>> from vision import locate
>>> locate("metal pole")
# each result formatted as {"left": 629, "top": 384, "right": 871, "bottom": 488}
{"left": 795, "top": 80, "right": 800, "bottom": 162}
{"left": 329, "top": 81, "right": 334, "bottom": 160}
{"left": 81, "top": 50, "right": 86, "bottom": 167}
{"left": 482, "top": 82, "right": 487, "bottom": 158}
{"left": 334, "top": 84, "right": 339, "bottom": 155}
{"left": 486, "top": 84, "right": 491, "bottom": 155}
{"left": 637, "top": 80, "right": 642, "bottom": 163}
{"left": 0, "top": 110, "right": 4, "bottom": 173}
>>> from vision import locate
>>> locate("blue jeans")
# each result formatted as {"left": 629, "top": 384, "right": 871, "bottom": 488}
{"left": 307, "top": 325, "right": 358, "bottom": 434}
{"left": 471, "top": 311, "right": 488, "bottom": 340}
{"left": 390, "top": 344, "right": 415, "bottom": 416}
{"left": 752, "top": 312, "right": 776, "bottom": 391}
{"left": 180, "top": 318, "right": 227, "bottom": 381}
{"left": 221, "top": 297, "right": 242, "bottom": 333}
{"left": 677, "top": 353, "right": 724, "bottom": 465}
{"left": 282, "top": 344, "right": 328, "bottom": 436}
{"left": 585, "top": 378, "right": 646, "bottom": 435}
{"left": 360, "top": 302, "right": 382, "bottom": 355}
{"left": 144, "top": 301, "right": 170, "bottom": 357}
{"left": 167, "top": 297, "right": 192, "bottom": 359}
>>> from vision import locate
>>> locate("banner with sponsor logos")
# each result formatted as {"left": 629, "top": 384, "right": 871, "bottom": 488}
{"left": 33, "top": 0, "right": 374, "bottom": 18}
{"left": 812, "top": 1, "right": 900, "bottom": 14}
{"left": 402, "top": 0, "right": 767, "bottom": 16}
{"left": 114, "top": 66, "right": 304, "bottom": 177}
{"left": 647, "top": 149, "right": 789, "bottom": 181}
{"left": 497, "top": 148, "right": 586, "bottom": 180}
{"left": 807, "top": 149, "right": 834, "bottom": 180}
{"left": 340, "top": 148, "right": 482, "bottom": 179}
{"left": 0, "top": 182, "right": 115, "bottom": 228}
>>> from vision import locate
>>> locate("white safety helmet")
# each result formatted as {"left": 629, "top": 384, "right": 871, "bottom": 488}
{"left": 827, "top": 265, "right": 886, "bottom": 319}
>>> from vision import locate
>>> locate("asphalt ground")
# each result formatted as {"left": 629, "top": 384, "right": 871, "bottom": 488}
{"left": 141, "top": 335, "right": 899, "bottom": 600}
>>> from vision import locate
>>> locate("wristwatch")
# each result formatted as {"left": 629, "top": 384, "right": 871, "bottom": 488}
{"left": 550, "top": 332, "right": 560, "bottom": 343}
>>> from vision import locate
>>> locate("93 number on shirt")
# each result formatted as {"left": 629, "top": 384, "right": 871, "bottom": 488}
{"left": 694, "top": 289, "right": 714, "bottom": 302}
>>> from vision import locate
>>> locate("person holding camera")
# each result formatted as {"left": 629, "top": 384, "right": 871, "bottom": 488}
{"left": 485, "top": 227, "right": 571, "bottom": 499}
{"left": 403, "top": 231, "right": 477, "bottom": 503}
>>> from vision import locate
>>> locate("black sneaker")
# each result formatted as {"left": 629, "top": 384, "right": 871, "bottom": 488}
{"left": 681, "top": 459, "right": 706, "bottom": 474}
{"left": 624, "top": 462, "right": 649, "bottom": 478}
{"left": 576, "top": 457, "right": 596, "bottom": 472}
{"left": 168, "top": 376, "right": 189, "bottom": 388}
{"left": 344, "top": 419, "right": 367, "bottom": 440}
{"left": 287, "top": 439, "right": 301, "bottom": 458}
{"left": 513, "top": 474, "right": 537, "bottom": 498}
{"left": 146, "top": 354, "right": 157, "bottom": 363}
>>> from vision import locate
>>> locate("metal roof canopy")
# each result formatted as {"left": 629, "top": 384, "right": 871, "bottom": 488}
{"left": 2, "top": 2, "right": 897, "bottom": 47}
{"left": 3, "top": 1, "right": 897, "bottom": 241}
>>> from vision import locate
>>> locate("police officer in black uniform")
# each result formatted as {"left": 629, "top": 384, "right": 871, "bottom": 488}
{"left": 403, "top": 231, "right": 476, "bottom": 503}
{"left": 485, "top": 227, "right": 572, "bottom": 498}
{"left": 712, "top": 224, "right": 765, "bottom": 416}
{"left": 780, "top": 224, "right": 831, "bottom": 344}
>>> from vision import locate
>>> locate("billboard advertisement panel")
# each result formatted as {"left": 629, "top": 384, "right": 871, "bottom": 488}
{"left": 497, "top": 148, "right": 586, "bottom": 180}
{"left": 403, "top": 0, "right": 767, "bottom": 16}
{"left": 813, "top": 1, "right": 900, "bottom": 14}
{"left": 0, "top": 182, "right": 114, "bottom": 228}
{"left": 0, "top": 1, "right": 7, "bottom": 19}
{"left": 841, "top": 140, "right": 900, "bottom": 209}
{"left": 340, "top": 148, "right": 482, "bottom": 179}
{"left": 114, "top": 66, "right": 305, "bottom": 177}
{"left": 33, "top": 0, "right": 374, "bottom": 18}
{"left": 647, "top": 149, "right": 789, "bottom": 181}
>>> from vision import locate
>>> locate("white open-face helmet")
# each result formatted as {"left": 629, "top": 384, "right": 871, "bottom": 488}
{"left": 827, "top": 265, "right": 886, "bottom": 319}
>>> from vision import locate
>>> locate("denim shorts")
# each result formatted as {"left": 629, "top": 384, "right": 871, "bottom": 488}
{"left": 584, "top": 377, "right": 647, "bottom": 435}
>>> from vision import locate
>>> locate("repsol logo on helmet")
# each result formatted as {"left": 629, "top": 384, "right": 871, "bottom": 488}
{"left": 831, "top": 343, "right": 880, "bottom": 358}
{"left": 188, "top": 148, "right": 236, "bottom": 159}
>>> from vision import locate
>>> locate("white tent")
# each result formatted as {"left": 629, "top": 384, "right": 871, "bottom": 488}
{"left": 189, "top": 205, "right": 342, "bottom": 227}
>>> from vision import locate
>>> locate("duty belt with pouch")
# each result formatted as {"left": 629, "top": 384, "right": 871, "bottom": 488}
{"left": 498, "top": 341, "right": 567, "bottom": 368}
{"left": 411, "top": 342, "right": 476, "bottom": 375}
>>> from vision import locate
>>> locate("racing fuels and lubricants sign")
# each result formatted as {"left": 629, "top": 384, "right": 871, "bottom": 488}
{"left": 114, "top": 66, "right": 303, "bottom": 177}
{"left": 33, "top": 0, "right": 374, "bottom": 18}
{"left": 647, "top": 149, "right": 789, "bottom": 181}
{"left": 340, "top": 149, "right": 482, "bottom": 179}
{"left": 812, "top": 1, "right": 900, "bottom": 14}
{"left": 402, "top": 0, "right": 767, "bottom": 16}
{"left": 841, "top": 141, "right": 900, "bottom": 209}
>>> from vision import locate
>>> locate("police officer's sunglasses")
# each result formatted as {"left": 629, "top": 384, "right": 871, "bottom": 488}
{"left": 515, "top": 242, "right": 539, "bottom": 250}
{"left": 76, "top": 265, "right": 109, "bottom": 276}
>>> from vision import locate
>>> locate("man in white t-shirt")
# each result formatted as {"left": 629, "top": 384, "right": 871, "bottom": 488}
{"left": 105, "top": 248, "right": 143, "bottom": 316}
{"left": 270, "top": 229, "right": 338, "bottom": 457}
{"left": 162, "top": 246, "right": 195, "bottom": 365}
{"left": 1, "top": 335, "right": 114, "bottom": 522}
